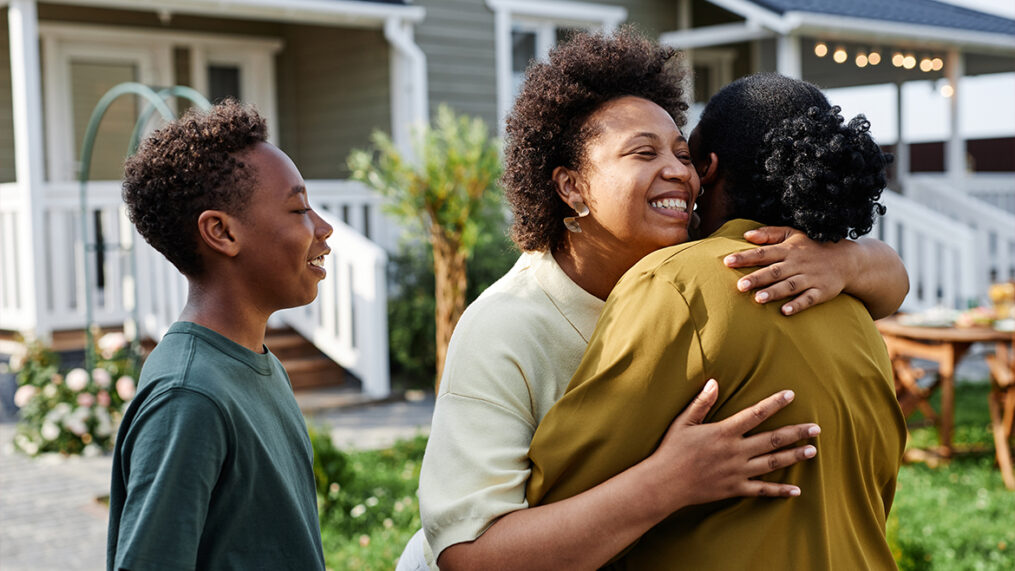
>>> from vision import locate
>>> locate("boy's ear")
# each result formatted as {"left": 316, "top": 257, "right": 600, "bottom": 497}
{"left": 698, "top": 152, "right": 720, "bottom": 185}
{"left": 196, "top": 210, "right": 240, "bottom": 258}
{"left": 552, "top": 166, "right": 586, "bottom": 208}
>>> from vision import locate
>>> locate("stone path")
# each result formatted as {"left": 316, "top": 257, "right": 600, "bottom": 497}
{"left": 0, "top": 393, "right": 435, "bottom": 570}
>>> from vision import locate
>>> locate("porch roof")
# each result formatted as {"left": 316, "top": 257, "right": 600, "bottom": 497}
{"left": 752, "top": 0, "right": 1015, "bottom": 36}
{"left": 23, "top": 0, "right": 425, "bottom": 27}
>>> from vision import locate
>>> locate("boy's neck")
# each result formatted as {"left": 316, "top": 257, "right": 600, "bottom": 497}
{"left": 179, "top": 280, "right": 271, "bottom": 354}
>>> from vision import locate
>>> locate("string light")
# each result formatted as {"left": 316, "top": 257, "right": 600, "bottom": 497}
{"left": 833, "top": 47, "right": 848, "bottom": 63}
{"left": 919, "top": 57, "right": 934, "bottom": 72}
{"left": 868, "top": 51, "right": 881, "bottom": 65}
{"left": 814, "top": 42, "right": 828, "bottom": 57}
{"left": 940, "top": 83, "right": 954, "bottom": 98}
{"left": 931, "top": 57, "right": 944, "bottom": 71}
{"left": 903, "top": 54, "right": 917, "bottom": 69}
{"left": 855, "top": 52, "right": 869, "bottom": 68}
{"left": 892, "top": 52, "right": 905, "bottom": 67}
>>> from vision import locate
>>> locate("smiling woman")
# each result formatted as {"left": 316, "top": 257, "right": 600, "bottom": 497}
{"left": 403, "top": 29, "right": 910, "bottom": 571}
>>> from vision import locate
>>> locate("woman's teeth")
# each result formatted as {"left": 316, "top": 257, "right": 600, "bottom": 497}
{"left": 309, "top": 256, "right": 324, "bottom": 268}
{"left": 650, "top": 198, "right": 687, "bottom": 211}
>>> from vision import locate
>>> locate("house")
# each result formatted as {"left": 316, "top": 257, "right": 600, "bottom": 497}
{"left": 1, "top": 0, "right": 1013, "bottom": 400}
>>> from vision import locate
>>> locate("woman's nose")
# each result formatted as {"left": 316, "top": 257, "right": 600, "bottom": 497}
{"left": 661, "top": 154, "right": 692, "bottom": 182}
{"left": 314, "top": 212, "right": 333, "bottom": 240}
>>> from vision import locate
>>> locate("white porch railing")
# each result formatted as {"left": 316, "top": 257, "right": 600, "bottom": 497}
{"left": 936, "top": 172, "right": 1015, "bottom": 215}
{"left": 874, "top": 191, "right": 979, "bottom": 312}
{"left": 0, "top": 179, "right": 391, "bottom": 398}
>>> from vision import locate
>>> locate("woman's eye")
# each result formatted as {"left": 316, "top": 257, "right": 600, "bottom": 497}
{"left": 294, "top": 208, "right": 310, "bottom": 214}
{"left": 635, "top": 150, "right": 657, "bottom": 157}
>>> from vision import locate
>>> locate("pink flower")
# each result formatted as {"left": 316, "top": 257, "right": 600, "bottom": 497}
{"left": 77, "top": 392, "right": 96, "bottom": 408}
{"left": 98, "top": 332, "right": 128, "bottom": 359}
{"left": 92, "top": 368, "right": 112, "bottom": 389}
{"left": 116, "top": 376, "right": 136, "bottom": 401}
{"left": 66, "top": 368, "right": 89, "bottom": 392}
{"left": 13, "top": 385, "right": 37, "bottom": 408}
{"left": 97, "top": 391, "right": 112, "bottom": 407}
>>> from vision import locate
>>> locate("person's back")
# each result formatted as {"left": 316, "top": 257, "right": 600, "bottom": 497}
{"left": 610, "top": 219, "right": 904, "bottom": 569}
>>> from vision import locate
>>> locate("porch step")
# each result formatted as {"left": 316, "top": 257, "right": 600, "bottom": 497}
{"left": 265, "top": 329, "right": 346, "bottom": 391}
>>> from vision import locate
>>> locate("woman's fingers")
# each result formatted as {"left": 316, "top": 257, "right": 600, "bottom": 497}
{"left": 742, "top": 226, "right": 795, "bottom": 246}
{"left": 675, "top": 379, "right": 719, "bottom": 426}
{"left": 741, "top": 480, "right": 802, "bottom": 498}
{"left": 724, "top": 246, "right": 785, "bottom": 272}
{"left": 742, "top": 444, "right": 818, "bottom": 479}
{"left": 741, "top": 423, "right": 821, "bottom": 454}
{"left": 719, "top": 389, "right": 796, "bottom": 435}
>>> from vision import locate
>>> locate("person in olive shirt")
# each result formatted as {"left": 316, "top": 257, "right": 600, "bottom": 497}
{"left": 526, "top": 74, "right": 907, "bottom": 569}
{"left": 107, "top": 101, "right": 333, "bottom": 570}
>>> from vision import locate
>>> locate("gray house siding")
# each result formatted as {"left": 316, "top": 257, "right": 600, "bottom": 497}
{"left": 0, "top": 10, "right": 14, "bottom": 184}
{"left": 277, "top": 25, "right": 391, "bottom": 179}
{"left": 415, "top": 0, "right": 498, "bottom": 126}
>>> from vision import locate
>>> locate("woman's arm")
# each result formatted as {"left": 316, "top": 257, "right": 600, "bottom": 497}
{"left": 438, "top": 383, "right": 817, "bottom": 571}
{"left": 724, "top": 226, "right": 909, "bottom": 319}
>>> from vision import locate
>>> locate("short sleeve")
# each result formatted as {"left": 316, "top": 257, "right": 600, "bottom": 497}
{"left": 527, "top": 269, "right": 707, "bottom": 506}
{"left": 112, "top": 389, "right": 228, "bottom": 571}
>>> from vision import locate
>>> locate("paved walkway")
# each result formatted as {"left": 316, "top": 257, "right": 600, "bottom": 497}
{"left": 0, "top": 393, "right": 435, "bottom": 571}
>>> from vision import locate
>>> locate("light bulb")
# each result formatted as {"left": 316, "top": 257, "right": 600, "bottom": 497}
{"left": 920, "top": 58, "right": 933, "bottom": 72}
{"left": 892, "top": 53, "right": 905, "bottom": 67}
{"left": 903, "top": 55, "right": 916, "bottom": 69}
{"left": 940, "top": 84, "right": 954, "bottom": 98}
{"left": 931, "top": 57, "right": 944, "bottom": 71}
{"left": 833, "top": 48, "right": 848, "bottom": 63}
{"left": 868, "top": 51, "right": 881, "bottom": 65}
{"left": 814, "top": 42, "right": 828, "bottom": 57}
{"left": 856, "top": 53, "right": 868, "bottom": 68}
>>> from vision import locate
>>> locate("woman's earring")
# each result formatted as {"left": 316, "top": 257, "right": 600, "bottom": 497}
{"left": 563, "top": 200, "right": 590, "bottom": 233}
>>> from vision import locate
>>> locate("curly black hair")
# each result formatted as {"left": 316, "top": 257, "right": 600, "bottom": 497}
{"left": 122, "top": 100, "right": 268, "bottom": 276}
{"left": 503, "top": 28, "right": 688, "bottom": 252}
{"left": 693, "top": 73, "right": 891, "bottom": 242}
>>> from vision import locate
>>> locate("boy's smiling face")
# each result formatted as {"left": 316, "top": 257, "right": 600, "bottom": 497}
{"left": 233, "top": 142, "right": 333, "bottom": 311}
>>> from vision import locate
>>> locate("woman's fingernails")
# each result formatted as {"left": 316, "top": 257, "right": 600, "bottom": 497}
{"left": 725, "top": 255, "right": 739, "bottom": 266}
{"left": 782, "top": 390, "right": 795, "bottom": 402}
{"left": 788, "top": 487, "right": 801, "bottom": 497}
{"left": 782, "top": 304, "right": 794, "bottom": 315}
{"left": 737, "top": 279, "right": 750, "bottom": 291}
{"left": 804, "top": 445, "right": 817, "bottom": 458}
{"left": 755, "top": 291, "right": 770, "bottom": 302}
{"left": 808, "top": 425, "right": 821, "bottom": 437}
{"left": 703, "top": 379, "right": 717, "bottom": 394}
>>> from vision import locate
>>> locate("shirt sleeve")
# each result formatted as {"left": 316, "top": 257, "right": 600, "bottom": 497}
{"left": 418, "top": 303, "right": 543, "bottom": 561}
{"left": 526, "top": 270, "right": 707, "bottom": 507}
{"left": 112, "top": 388, "right": 228, "bottom": 571}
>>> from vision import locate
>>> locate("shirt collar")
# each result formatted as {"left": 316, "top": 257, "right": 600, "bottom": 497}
{"left": 527, "top": 250, "right": 604, "bottom": 343}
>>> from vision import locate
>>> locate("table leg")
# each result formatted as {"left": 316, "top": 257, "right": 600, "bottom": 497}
{"left": 937, "top": 342, "right": 972, "bottom": 458}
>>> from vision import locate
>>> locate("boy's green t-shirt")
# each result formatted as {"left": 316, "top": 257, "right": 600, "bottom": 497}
{"left": 107, "top": 321, "right": 325, "bottom": 571}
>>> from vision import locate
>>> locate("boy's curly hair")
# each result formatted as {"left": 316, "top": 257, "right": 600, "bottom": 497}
{"left": 503, "top": 28, "right": 688, "bottom": 252}
{"left": 694, "top": 73, "right": 891, "bottom": 241}
{"left": 122, "top": 100, "right": 267, "bottom": 276}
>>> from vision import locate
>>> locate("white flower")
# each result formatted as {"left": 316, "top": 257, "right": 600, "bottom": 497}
{"left": 8, "top": 352, "right": 24, "bottom": 371}
{"left": 66, "top": 368, "right": 89, "bottom": 391}
{"left": 41, "top": 422, "right": 60, "bottom": 441}
{"left": 116, "top": 376, "right": 136, "bottom": 401}
{"left": 94, "top": 408, "right": 113, "bottom": 437}
{"left": 43, "top": 384, "right": 58, "bottom": 398}
{"left": 13, "top": 385, "right": 37, "bottom": 408}
{"left": 51, "top": 403, "right": 72, "bottom": 418}
{"left": 350, "top": 504, "right": 366, "bottom": 518}
{"left": 64, "top": 410, "right": 88, "bottom": 436}
{"left": 83, "top": 444, "right": 102, "bottom": 457}
{"left": 98, "top": 332, "right": 128, "bottom": 359}
{"left": 365, "top": 496, "right": 379, "bottom": 507}
{"left": 91, "top": 368, "right": 112, "bottom": 388}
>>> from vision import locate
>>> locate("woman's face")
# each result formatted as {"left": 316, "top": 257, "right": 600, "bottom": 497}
{"left": 570, "top": 96, "right": 699, "bottom": 262}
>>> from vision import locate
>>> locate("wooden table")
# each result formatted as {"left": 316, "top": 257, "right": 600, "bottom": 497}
{"left": 876, "top": 315, "right": 1013, "bottom": 458}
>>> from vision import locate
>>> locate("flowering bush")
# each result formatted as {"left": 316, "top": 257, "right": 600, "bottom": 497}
{"left": 11, "top": 332, "right": 138, "bottom": 456}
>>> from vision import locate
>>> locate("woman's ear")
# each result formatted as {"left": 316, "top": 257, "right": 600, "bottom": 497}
{"left": 698, "top": 152, "right": 720, "bottom": 185}
{"left": 196, "top": 210, "right": 240, "bottom": 258}
{"left": 552, "top": 166, "right": 586, "bottom": 209}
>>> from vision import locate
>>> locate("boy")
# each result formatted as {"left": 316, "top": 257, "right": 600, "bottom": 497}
{"left": 107, "top": 101, "right": 332, "bottom": 570}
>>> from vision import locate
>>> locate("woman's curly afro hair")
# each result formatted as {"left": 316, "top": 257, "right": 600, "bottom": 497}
{"left": 122, "top": 99, "right": 267, "bottom": 276}
{"left": 694, "top": 73, "right": 891, "bottom": 242}
{"left": 503, "top": 27, "right": 688, "bottom": 252}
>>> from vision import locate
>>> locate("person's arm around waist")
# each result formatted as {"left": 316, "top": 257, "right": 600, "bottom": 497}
{"left": 438, "top": 382, "right": 817, "bottom": 571}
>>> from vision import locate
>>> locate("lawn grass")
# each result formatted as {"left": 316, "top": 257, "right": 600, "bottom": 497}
{"left": 319, "top": 383, "right": 1014, "bottom": 570}
{"left": 888, "top": 382, "right": 1014, "bottom": 570}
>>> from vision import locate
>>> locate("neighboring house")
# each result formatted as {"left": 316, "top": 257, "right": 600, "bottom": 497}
{"left": 1, "top": 0, "right": 1013, "bottom": 398}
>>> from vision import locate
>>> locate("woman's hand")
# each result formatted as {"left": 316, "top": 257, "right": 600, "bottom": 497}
{"left": 644, "top": 379, "right": 819, "bottom": 511}
{"left": 723, "top": 226, "right": 908, "bottom": 318}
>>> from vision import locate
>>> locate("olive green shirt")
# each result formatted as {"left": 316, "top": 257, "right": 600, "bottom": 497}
{"left": 527, "top": 219, "right": 906, "bottom": 570}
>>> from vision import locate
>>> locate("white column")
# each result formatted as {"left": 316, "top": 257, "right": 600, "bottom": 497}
{"left": 945, "top": 48, "right": 965, "bottom": 183}
{"left": 8, "top": 0, "right": 49, "bottom": 339}
{"left": 492, "top": 6, "right": 512, "bottom": 134}
{"left": 384, "top": 18, "right": 429, "bottom": 159}
{"left": 776, "top": 33, "right": 801, "bottom": 78}
{"left": 895, "top": 81, "right": 910, "bottom": 191}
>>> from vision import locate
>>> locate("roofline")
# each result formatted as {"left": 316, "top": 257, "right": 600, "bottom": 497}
{"left": 786, "top": 11, "right": 1015, "bottom": 54}
{"left": 35, "top": 0, "right": 425, "bottom": 27}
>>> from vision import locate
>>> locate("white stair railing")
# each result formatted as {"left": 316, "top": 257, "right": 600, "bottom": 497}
{"left": 875, "top": 191, "right": 979, "bottom": 311}
{"left": 275, "top": 206, "right": 390, "bottom": 398}
{"left": 907, "top": 176, "right": 1015, "bottom": 290}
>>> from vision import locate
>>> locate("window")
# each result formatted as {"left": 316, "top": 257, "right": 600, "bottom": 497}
{"left": 488, "top": 0, "right": 627, "bottom": 130}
